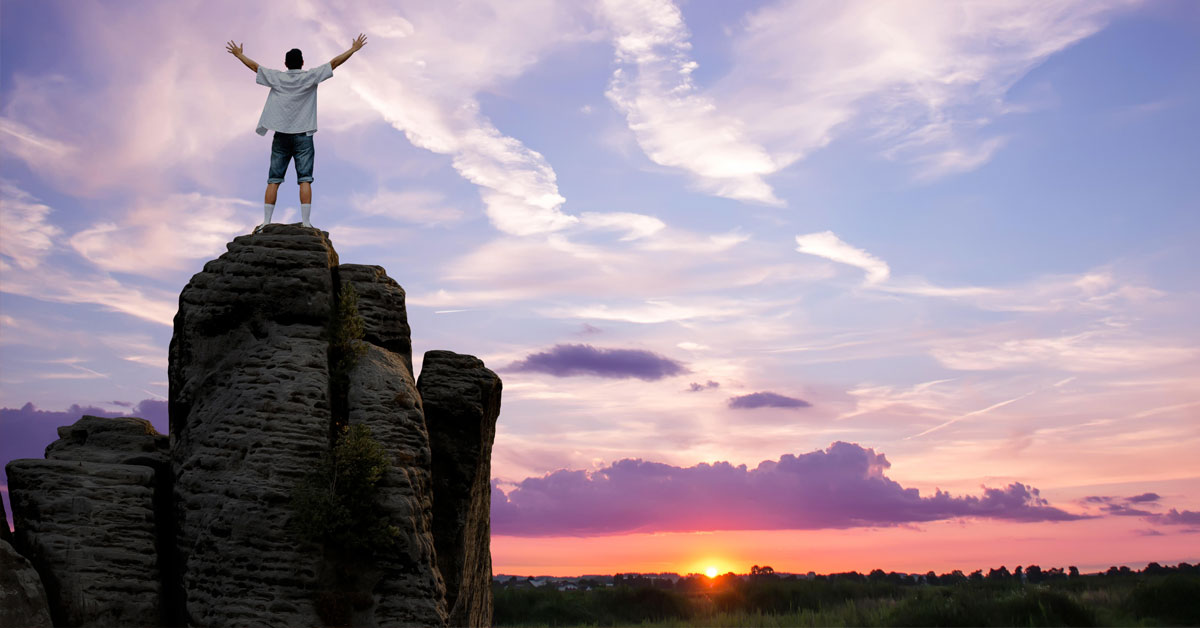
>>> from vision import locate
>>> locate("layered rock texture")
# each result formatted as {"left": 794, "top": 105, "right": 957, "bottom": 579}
{"left": 419, "top": 351, "right": 502, "bottom": 628}
{"left": 6, "top": 417, "right": 167, "bottom": 627}
{"left": 0, "top": 536, "right": 52, "bottom": 628}
{"left": 4, "top": 224, "right": 500, "bottom": 627}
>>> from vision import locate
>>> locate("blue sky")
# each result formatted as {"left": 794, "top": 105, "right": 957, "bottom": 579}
{"left": 2, "top": 0, "right": 1198, "bottom": 572}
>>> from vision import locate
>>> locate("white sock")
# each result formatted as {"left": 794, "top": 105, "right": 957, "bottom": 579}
{"left": 262, "top": 203, "right": 274, "bottom": 225}
{"left": 301, "top": 204, "right": 312, "bottom": 227}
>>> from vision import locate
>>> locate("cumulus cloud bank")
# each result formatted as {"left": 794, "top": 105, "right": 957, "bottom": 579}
{"left": 492, "top": 441, "right": 1084, "bottom": 536}
{"left": 507, "top": 344, "right": 687, "bottom": 380}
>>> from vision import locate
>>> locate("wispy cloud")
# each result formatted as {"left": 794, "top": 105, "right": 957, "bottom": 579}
{"left": 349, "top": 188, "right": 464, "bottom": 226}
{"left": 908, "top": 391, "right": 1035, "bottom": 439}
{"left": 719, "top": 0, "right": 1139, "bottom": 179}
{"left": 931, "top": 330, "right": 1195, "bottom": 373}
{"left": 299, "top": 0, "right": 586, "bottom": 235}
{"left": 0, "top": 183, "right": 62, "bottom": 270}
{"left": 0, "top": 259, "right": 177, "bottom": 326}
{"left": 597, "top": 0, "right": 780, "bottom": 204}
{"left": 68, "top": 193, "right": 256, "bottom": 278}
{"left": 795, "top": 231, "right": 890, "bottom": 284}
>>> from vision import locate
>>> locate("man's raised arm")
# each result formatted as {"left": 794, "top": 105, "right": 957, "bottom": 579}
{"left": 226, "top": 41, "right": 259, "bottom": 72}
{"left": 329, "top": 34, "right": 368, "bottom": 70}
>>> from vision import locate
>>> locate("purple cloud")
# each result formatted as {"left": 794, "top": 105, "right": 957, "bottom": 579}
{"left": 1127, "top": 492, "right": 1161, "bottom": 503}
{"left": 728, "top": 391, "right": 811, "bottom": 409}
{"left": 688, "top": 380, "right": 719, "bottom": 392}
{"left": 491, "top": 441, "right": 1084, "bottom": 536}
{"left": 1153, "top": 509, "right": 1200, "bottom": 526}
{"left": 507, "top": 344, "right": 686, "bottom": 380}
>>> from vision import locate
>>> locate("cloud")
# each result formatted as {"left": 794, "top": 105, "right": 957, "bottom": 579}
{"left": 0, "top": 259, "right": 177, "bottom": 327}
{"left": 931, "top": 330, "right": 1195, "bottom": 373}
{"left": 0, "top": 183, "right": 62, "bottom": 270}
{"left": 688, "top": 380, "right": 719, "bottom": 392}
{"left": 507, "top": 343, "right": 687, "bottom": 380}
{"left": 300, "top": 0, "right": 585, "bottom": 235}
{"left": 597, "top": 0, "right": 780, "bottom": 204}
{"left": 718, "top": 0, "right": 1137, "bottom": 179}
{"left": 546, "top": 299, "right": 751, "bottom": 324}
{"left": 728, "top": 391, "right": 811, "bottom": 410}
{"left": 349, "top": 188, "right": 464, "bottom": 226}
{"left": 1127, "top": 492, "right": 1161, "bottom": 503}
{"left": 795, "top": 231, "right": 890, "bottom": 285}
{"left": 1151, "top": 509, "right": 1200, "bottom": 526}
{"left": 579, "top": 212, "right": 666, "bottom": 241}
{"left": 68, "top": 193, "right": 256, "bottom": 278}
{"left": 492, "top": 441, "right": 1085, "bottom": 536}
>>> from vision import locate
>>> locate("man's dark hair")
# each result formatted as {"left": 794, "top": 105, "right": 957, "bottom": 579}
{"left": 285, "top": 48, "right": 304, "bottom": 70}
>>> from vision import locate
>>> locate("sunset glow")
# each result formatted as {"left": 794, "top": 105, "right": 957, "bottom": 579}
{"left": 3, "top": 0, "right": 1198, "bottom": 578}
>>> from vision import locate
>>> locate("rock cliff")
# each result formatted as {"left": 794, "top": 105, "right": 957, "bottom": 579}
{"left": 4, "top": 224, "right": 500, "bottom": 627}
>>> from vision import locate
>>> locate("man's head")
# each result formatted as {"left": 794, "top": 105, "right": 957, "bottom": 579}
{"left": 285, "top": 48, "right": 303, "bottom": 70}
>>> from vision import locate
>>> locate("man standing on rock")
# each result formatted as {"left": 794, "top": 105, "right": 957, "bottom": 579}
{"left": 226, "top": 34, "right": 367, "bottom": 231}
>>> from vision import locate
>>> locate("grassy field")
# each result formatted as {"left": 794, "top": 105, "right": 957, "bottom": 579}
{"left": 494, "top": 570, "right": 1200, "bottom": 627}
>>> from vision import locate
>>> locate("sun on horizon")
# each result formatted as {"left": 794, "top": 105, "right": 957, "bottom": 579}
{"left": 705, "top": 566, "right": 719, "bottom": 578}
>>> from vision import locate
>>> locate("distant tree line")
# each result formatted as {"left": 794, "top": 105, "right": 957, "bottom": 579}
{"left": 494, "top": 562, "right": 1200, "bottom": 627}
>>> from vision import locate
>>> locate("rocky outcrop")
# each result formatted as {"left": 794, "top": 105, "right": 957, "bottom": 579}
{"left": 419, "top": 350, "right": 503, "bottom": 628}
{"left": 0, "top": 537, "right": 52, "bottom": 628}
{"left": 45, "top": 415, "right": 169, "bottom": 469}
{"left": 341, "top": 263, "right": 414, "bottom": 373}
{"left": 170, "top": 225, "right": 339, "bottom": 626}
{"left": 4, "top": 224, "right": 500, "bottom": 627}
{"left": 6, "top": 458, "right": 160, "bottom": 627}
{"left": 5, "top": 415, "right": 169, "bottom": 627}
{"left": 168, "top": 225, "right": 480, "bottom": 626}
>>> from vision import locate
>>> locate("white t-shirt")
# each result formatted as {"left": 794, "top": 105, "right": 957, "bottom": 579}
{"left": 254, "top": 62, "right": 334, "bottom": 136}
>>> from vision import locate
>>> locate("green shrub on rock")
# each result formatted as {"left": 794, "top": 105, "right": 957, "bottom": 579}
{"left": 290, "top": 424, "right": 399, "bottom": 554}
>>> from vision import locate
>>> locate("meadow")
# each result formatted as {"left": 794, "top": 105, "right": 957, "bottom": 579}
{"left": 493, "top": 563, "right": 1200, "bottom": 627}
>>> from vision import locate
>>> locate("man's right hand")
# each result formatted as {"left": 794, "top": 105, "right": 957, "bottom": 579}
{"left": 227, "top": 40, "right": 259, "bottom": 72}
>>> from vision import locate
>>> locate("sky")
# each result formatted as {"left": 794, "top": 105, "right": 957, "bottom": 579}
{"left": 1, "top": 0, "right": 1198, "bottom": 576}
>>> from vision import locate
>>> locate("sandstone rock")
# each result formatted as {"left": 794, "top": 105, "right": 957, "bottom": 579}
{"left": 418, "top": 350, "right": 502, "bottom": 628}
{"left": 45, "top": 415, "right": 169, "bottom": 470}
{"left": 344, "top": 345, "right": 447, "bottom": 627}
{"left": 170, "top": 224, "right": 337, "bottom": 626}
{"left": 6, "top": 459, "right": 160, "bottom": 627}
{"left": 0, "top": 538, "right": 52, "bottom": 628}
{"left": 340, "top": 263, "right": 414, "bottom": 374}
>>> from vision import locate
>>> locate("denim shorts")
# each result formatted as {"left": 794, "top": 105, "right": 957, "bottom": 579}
{"left": 267, "top": 132, "right": 314, "bottom": 184}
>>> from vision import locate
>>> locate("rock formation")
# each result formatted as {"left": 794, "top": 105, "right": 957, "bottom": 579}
{"left": 4, "top": 224, "right": 500, "bottom": 627}
{"left": 1, "top": 496, "right": 52, "bottom": 628}
{"left": 419, "top": 350, "right": 502, "bottom": 628}
{"left": 0, "top": 535, "right": 52, "bottom": 628}
{"left": 5, "top": 416, "right": 167, "bottom": 627}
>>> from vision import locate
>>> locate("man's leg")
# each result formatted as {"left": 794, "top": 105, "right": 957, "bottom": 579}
{"left": 295, "top": 135, "right": 315, "bottom": 228}
{"left": 261, "top": 133, "right": 289, "bottom": 231}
